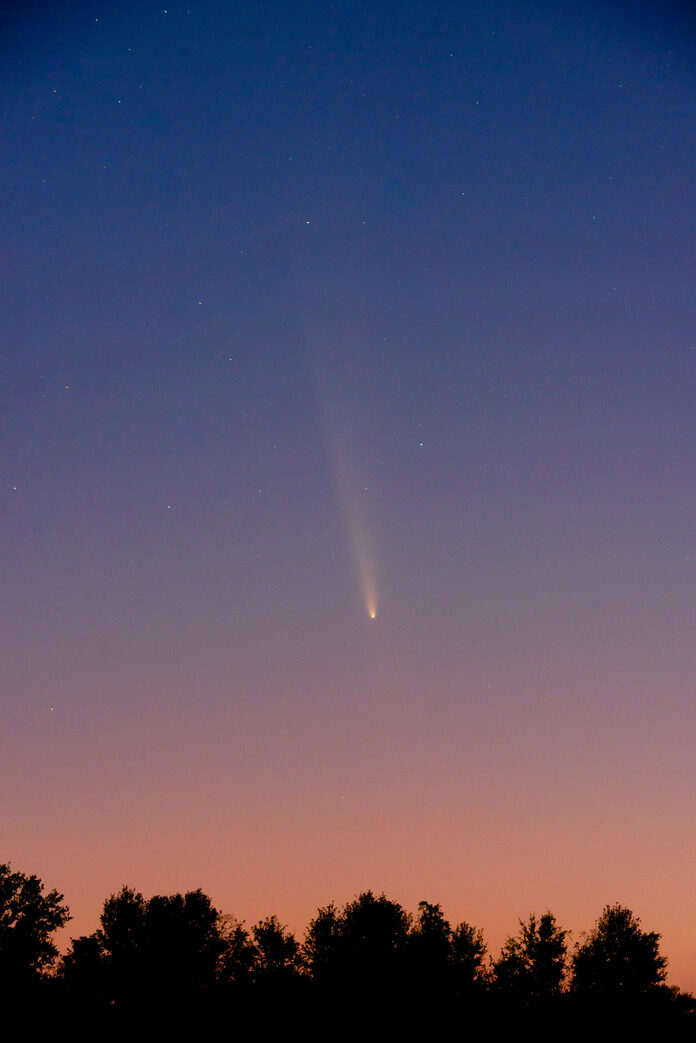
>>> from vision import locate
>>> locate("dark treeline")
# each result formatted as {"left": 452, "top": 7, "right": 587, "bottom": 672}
{"left": 3, "top": 862, "right": 695, "bottom": 1036}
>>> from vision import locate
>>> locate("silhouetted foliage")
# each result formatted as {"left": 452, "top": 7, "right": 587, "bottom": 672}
{"left": 303, "top": 890, "right": 412, "bottom": 1007}
{"left": 450, "top": 919, "right": 489, "bottom": 996}
{"left": 303, "top": 901, "right": 342, "bottom": 988}
{"left": 145, "top": 889, "right": 223, "bottom": 1000}
{"left": 217, "top": 915, "right": 257, "bottom": 988}
{"left": 572, "top": 903, "right": 667, "bottom": 997}
{"left": 339, "top": 890, "right": 411, "bottom": 998}
{"left": 252, "top": 914, "right": 301, "bottom": 986}
{"left": 303, "top": 892, "right": 488, "bottom": 1030}
{"left": 60, "top": 932, "right": 106, "bottom": 1009}
{"left": 406, "top": 901, "right": 488, "bottom": 1003}
{"left": 0, "top": 858, "right": 687, "bottom": 1031}
{"left": 408, "top": 901, "right": 453, "bottom": 996}
{"left": 0, "top": 862, "right": 70, "bottom": 997}
{"left": 494, "top": 912, "right": 568, "bottom": 1003}
{"left": 63, "top": 885, "right": 224, "bottom": 1016}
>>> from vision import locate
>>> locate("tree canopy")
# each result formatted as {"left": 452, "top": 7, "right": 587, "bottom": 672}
{"left": 303, "top": 890, "right": 412, "bottom": 1001}
{"left": 3, "top": 860, "right": 694, "bottom": 1031}
{"left": 572, "top": 903, "right": 667, "bottom": 996}
{"left": 0, "top": 862, "right": 70, "bottom": 990}
{"left": 493, "top": 912, "right": 568, "bottom": 1002}
{"left": 63, "top": 885, "right": 226, "bottom": 1011}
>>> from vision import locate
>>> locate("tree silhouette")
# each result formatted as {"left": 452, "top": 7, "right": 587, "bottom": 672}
{"left": 303, "top": 901, "right": 342, "bottom": 988}
{"left": 63, "top": 885, "right": 224, "bottom": 1015}
{"left": 251, "top": 914, "right": 300, "bottom": 986}
{"left": 408, "top": 901, "right": 453, "bottom": 996}
{"left": 450, "top": 919, "right": 488, "bottom": 996}
{"left": 98, "top": 886, "right": 148, "bottom": 1007}
{"left": 0, "top": 861, "right": 70, "bottom": 997}
{"left": 217, "top": 915, "right": 257, "bottom": 989}
{"left": 571, "top": 904, "right": 667, "bottom": 997}
{"left": 60, "top": 932, "right": 107, "bottom": 1010}
{"left": 10, "top": 868, "right": 687, "bottom": 1030}
{"left": 144, "top": 890, "right": 223, "bottom": 1000}
{"left": 494, "top": 912, "right": 568, "bottom": 1003}
{"left": 406, "top": 901, "right": 488, "bottom": 1004}
{"left": 338, "top": 890, "right": 412, "bottom": 998}
{"left": 303, "top": 890, "right": 412, "bottom": 1006}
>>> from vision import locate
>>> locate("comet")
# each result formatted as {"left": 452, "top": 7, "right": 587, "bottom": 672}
{"left": 313, "top": 372, "right": 379, "bottom": 620}
{"left": 339, "top": 477, "right": 378, "bottom": 621}
{"left": 301, "top": 322, "right": 380, "bottom": 620}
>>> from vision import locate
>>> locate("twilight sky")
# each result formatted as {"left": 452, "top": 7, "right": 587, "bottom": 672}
{"left": 3, "top": 0, "right": 696, "bottom": 987}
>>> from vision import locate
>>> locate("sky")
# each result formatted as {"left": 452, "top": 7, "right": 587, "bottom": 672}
{"left": 2, "top": 0, "right": 696, "bottom": 987}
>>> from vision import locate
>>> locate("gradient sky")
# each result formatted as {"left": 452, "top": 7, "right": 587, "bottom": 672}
{"left": 3, "top": 0, "right": 696, "bottom": 988}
